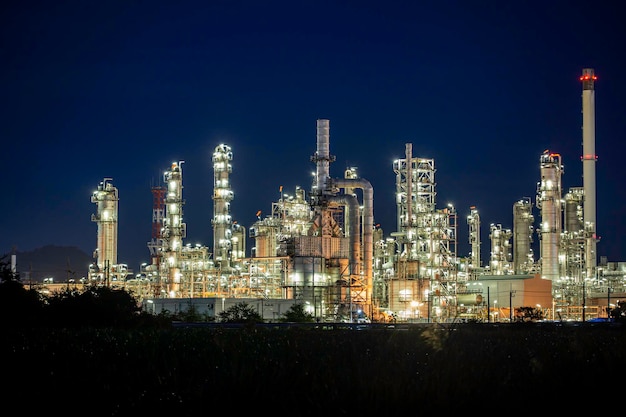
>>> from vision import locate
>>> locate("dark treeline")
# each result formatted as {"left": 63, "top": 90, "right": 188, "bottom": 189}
{"left": 4, "top": 322, "right": 625, "bottom": 416}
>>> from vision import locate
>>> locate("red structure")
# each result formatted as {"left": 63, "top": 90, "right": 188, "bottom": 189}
{"left": 148, "top": 185, "right": 166, "bottom": 265}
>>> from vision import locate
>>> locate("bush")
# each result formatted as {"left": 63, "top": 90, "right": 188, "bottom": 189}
{"left": 279, "top": 302, "right": 315, "bottom": 322}
{"left": 217, "top": 301, "right": 263, "bottom": 323}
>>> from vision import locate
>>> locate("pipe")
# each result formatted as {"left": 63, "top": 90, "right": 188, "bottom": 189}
{"left": 327, "top": 194, "right": 360, "bottom": 275}
{"left": 334, "top": 178, "right": 374, "bottom": 298}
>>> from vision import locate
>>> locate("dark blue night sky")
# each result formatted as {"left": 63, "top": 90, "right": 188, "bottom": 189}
{"left": 2, "top": 0, "right": 625, "bottom": 271}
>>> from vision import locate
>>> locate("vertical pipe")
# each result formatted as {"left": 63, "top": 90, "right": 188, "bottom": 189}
{"left": 335, "top": 178, "right": 374, "bottom": 298}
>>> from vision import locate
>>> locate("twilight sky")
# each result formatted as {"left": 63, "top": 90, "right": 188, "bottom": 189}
{"left": 2, "top": 0, "right": 626, "bottom": 273}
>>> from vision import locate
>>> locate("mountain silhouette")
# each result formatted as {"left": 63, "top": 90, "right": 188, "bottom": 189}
{"left": 6, "top": 245, "right": 93, "bottom": 282}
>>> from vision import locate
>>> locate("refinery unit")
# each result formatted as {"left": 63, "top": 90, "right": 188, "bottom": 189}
{"left": 86, "top": 68, "right": 626, "bottom": 323}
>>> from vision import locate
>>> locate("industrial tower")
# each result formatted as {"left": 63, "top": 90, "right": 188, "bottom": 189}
{"left": 90, "top": 178, "right": 118, "bottom": 281}
{"left": 581, "top": 68, "right": 598, "bottom": 278}
{"left": 467, "top": 206, "right": 481, "bottom": 273}
{"left": 212, "top": 144, "right": 234, "bottom": 270}
{"left": 537, "top": 151, "right": 563, "bottom": 281}
{"left": 512, "top": 197, "right": 534, "bottom": 274}
{"left": 160, "top": 161, "right": 186, "bottom": 295}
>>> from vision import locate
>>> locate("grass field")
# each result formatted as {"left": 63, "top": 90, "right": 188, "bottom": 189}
{"left": 3, "top": 322, "right": 624, "bottom": 415}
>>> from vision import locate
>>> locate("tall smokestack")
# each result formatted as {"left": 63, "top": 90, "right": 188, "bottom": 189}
{"left": 580, "top": 68, "right": 597, "bottom": 277}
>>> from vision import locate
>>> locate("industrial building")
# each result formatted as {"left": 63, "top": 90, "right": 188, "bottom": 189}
{"left": 86, "top": 68, "right": 625, "bottom": 323}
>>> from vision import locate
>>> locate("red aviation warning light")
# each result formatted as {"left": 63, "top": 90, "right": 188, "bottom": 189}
{"left": 579, "top": 74, "right": 598, "bottom": 81}
{"left": 580, "top": 68, "right": 596, "bottom": 90}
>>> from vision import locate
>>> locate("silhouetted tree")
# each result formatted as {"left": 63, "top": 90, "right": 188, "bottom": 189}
{"left": 280, "top": 302, "right": 315, "bottom": 323}
{"left": 0, "top": 254, "right": 44, "bottom": 326}
{"left": 43, "top": 284, "right": 146, "bottom": 327}
{"left": 218, "top": 301, "right": 263, "bottom": 324}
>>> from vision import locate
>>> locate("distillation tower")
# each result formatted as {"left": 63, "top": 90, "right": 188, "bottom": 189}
{"left": 536, "top": 151, "right": 563, "bottom": 281}
{"left": 512, "top": 197, "right": 535, "bottom": 274}
{"left": 90, "top": 178, "right": 129, "bottom": 283}
{"left": 159, "top": 161, "right": 186, "bottom": 295}
{"left": 489, "top": 223, "right": 512, "bottom": 274}
{"left": 467, "top": 206, "right": 481, "bottom": 275}
{"left": 212, "top": 144, "right": 236, "bottom": 270}
{"left": 91, "top": 178, "right": 118, "bottom": 270}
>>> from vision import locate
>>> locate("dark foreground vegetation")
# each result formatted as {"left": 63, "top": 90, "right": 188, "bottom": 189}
{"left": 2, "top": 255, "right": 625, "bottom": 415}
{"left": 4, "top": 322, "right": 625, "bottom": 415}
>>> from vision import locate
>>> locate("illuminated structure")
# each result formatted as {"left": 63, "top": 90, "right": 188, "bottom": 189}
{"left": 467, "top": 206, "right": 481, "bottom": 273}
{"left": 252, "top": 118, "right": 375, "bottom": 320}
{"left": 212, "top": 144, "right": 235, "bottom": 271}
{"left": 512, "top": 198, "right": 534, "bottom": 274}
{"left": 90, "top": 178, "right": 129, "bottom": 283}
{"left": 581, "top": 68, "right": 598, "bottom": 278}
{"left": 91, "top": 178, "right": 118, "bottom": 269}
{"left": 383, "top": 143, "right": 458, "bottom": 321}
{"left": 132, "top": 120, "right": 375, "bottom": 321}
{"left": 489, "top": 223, "right": 512, "bottom": 275}
{"left": 121, "top": 69, "right": 624, "bottom": 321}
{"left": 536, "top": 151, "right": 563, "bottom": 281}
{"left": 148, "top": 184, "right": 166, "bottom": 266}
{"left": 160, "top": 161, "right": 186, "bottom": 296}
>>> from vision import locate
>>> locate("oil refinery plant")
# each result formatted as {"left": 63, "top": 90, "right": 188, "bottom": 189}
{"left": 85, "top": 68, "right": 625, "bottom": 323}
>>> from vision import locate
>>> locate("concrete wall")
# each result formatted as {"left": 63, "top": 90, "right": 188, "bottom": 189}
{"left": 142, "top": 297, "right": 297, "bottom": 322}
